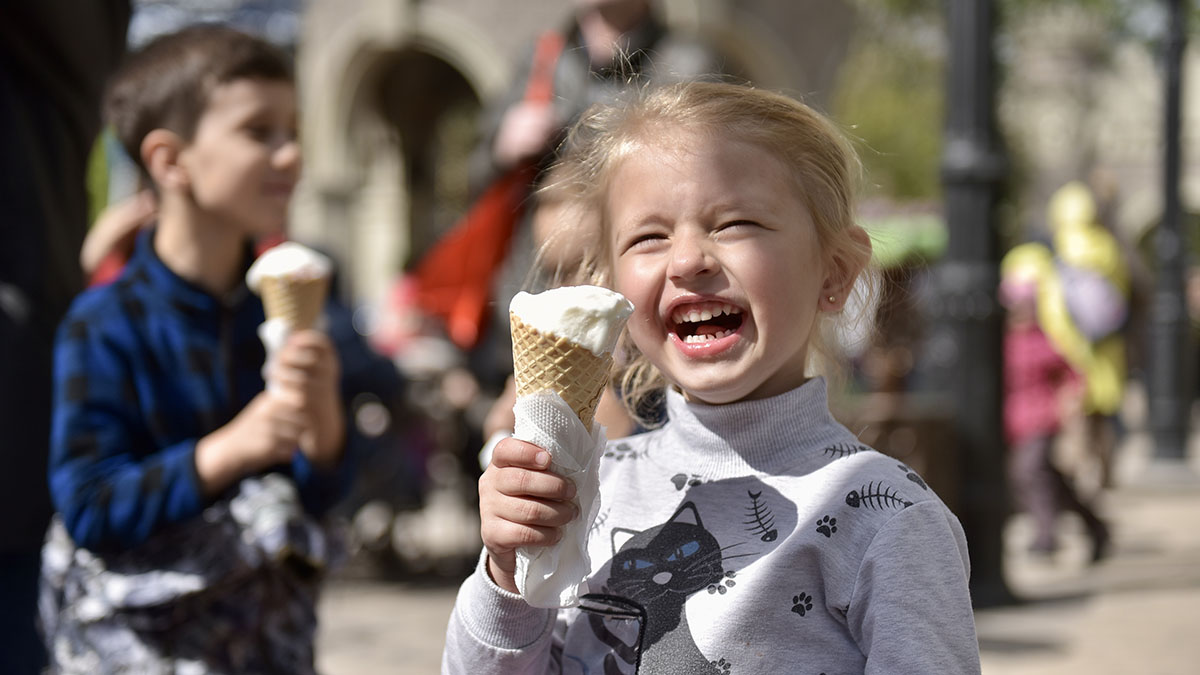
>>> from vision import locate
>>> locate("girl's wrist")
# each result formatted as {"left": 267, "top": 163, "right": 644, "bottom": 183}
{"left": 486, "top": 554, "right": 520, "bottom": 594}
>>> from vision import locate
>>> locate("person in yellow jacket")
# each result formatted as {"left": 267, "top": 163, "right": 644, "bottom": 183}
{"left": 1001, "top": 181, "right": 1130, "bottom": 491}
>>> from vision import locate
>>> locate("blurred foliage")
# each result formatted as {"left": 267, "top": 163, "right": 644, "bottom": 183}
{"left": 833, "top": 5, "right": 943, "bottom": 201}
{"left": 834, "top": 0, "right": 1187, "bottom": 208}
{"left": 86, "top": 134, "right": 109, "bottom": 225}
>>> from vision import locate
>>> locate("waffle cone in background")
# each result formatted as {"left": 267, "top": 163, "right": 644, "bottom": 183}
{"left": 259, "top": 275, "right": 328, "bottom": 330}
{"left": 510, "top": 312, "right": 614, "bottom": 432}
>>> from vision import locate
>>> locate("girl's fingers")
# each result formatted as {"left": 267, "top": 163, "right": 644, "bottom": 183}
{"left": 489, "top": 437, "right": 552, "bottom": 471}
{"left": 485, "top": 519, "right": 563, "bottom": 551}
{"left": 490, "top": 494, "right": 577, "bottom": 528}
{"left": 486, "top": 465, "right": 576, "bottom": 502}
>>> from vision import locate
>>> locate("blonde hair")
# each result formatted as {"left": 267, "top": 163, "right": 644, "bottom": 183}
{"left": 543, "top": 81, "right": 875, "bottom": 424}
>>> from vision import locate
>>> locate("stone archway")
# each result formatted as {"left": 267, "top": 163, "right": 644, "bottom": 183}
{"left": 292, "top": 0, "right": 507, "bottom": 304}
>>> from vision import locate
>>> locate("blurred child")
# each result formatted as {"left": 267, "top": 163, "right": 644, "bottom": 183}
{"left": 1000, "top": 244, "right": 1110, "bottom": 561}
{"left": 42, "top": 26, "right": 350, "bottom": 673}
{"left": 444, "top": 82, "right": 980, "bottom": 673}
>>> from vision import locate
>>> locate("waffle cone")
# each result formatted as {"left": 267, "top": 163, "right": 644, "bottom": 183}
{"left": 259, "top": 275, "right": 328, "bottom": 330}
{"left": 510, "top": 312, "right": 614, "bottom": 432}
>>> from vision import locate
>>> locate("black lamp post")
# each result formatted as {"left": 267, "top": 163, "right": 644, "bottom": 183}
{"left": 1147, "top": 0, "right": 1193, "bottom": 472}
{"left": 931, "top": 0, "right": 1013, "bottom": 607}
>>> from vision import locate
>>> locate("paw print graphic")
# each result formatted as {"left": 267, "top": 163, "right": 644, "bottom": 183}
{"left": 815, "top": 515, "right": 838, "bottom": 538}
{"left": 670, "top": 473, "right": 704, "bottom": 490}
{"left": 711, "top": 657, "right": 732, "bottom": 674}
{"left": 707, "top": 570, "right": 737, "bottom": 595}
{"left": 898, "top": 463, "right": 929, "bottom": 490}
{"left": 791, "top": 592, "right": 814, "bottom": 616}
{"left": 604, "top": 442, "right": 636, "bottom": 461}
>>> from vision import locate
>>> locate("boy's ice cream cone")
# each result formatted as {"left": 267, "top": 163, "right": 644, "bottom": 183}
{"left": 259, "top": 275, "right": 328, "bottom": 331}
{"left": 246, "top": 242, "right": 333, "bottom": 331}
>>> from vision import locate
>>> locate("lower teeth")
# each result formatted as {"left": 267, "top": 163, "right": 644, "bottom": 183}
{"left": 683, "top": 329, "right": 731, "bottom": 344}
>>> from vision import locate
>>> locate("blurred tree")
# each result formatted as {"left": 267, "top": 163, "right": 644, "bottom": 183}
{"left": 834, "top": 3, "right": 944, "bottom": 201}
{"left": 833, "top": 0, "right": 1185, "bottom": 213}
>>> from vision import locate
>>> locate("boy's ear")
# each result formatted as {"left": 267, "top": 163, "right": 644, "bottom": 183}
{"left": 141, "top": 129, "right": 188, "bottom": 191}
{"left": 819, "top": 225, "right": 872, "bottom": 312}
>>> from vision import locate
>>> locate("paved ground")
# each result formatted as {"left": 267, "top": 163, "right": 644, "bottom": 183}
{"left": 318, "top": 394, "right": 1200, "bottom": 674}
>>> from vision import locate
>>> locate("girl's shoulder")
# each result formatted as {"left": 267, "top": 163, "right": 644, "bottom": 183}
{"left": 790, "top": 439, "right": 946, "bottom": 514}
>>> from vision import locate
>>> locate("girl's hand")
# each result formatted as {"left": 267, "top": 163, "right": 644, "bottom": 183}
{"left": 478, "top": 437, "right": 578, "bottom": 594}
{"left": 270, "top": 330, "right": 345, "bottom": 469}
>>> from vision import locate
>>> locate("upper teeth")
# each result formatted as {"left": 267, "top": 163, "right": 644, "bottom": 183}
{"left": 672, "top": 304, "right": 739, "bottom": 324}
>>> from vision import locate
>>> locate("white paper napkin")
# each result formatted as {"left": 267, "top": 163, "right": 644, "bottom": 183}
{"left": 512, "top": 390, "right": 606, "bottom": 608}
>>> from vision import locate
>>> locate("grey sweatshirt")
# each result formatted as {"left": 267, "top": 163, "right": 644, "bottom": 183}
{"left": 444, "top": 379, "right": 981, "bottom": 674}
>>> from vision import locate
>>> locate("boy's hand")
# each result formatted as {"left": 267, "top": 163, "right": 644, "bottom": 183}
{"left": 478, "top": 437, "right": 578, "bottom": 594}
{"left": 269, "top": 330, "right": 345, "bottom": 469}
{"left": 195, "top": 389, "right": 307, "bottom": 496}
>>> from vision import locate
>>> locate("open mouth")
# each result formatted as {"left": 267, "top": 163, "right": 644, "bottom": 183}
{"left": 670, "top": 302, "right": 744, "bottom": 344}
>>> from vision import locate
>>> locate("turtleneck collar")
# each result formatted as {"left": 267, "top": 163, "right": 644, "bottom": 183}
{"left": 652, "top": 378, "right": 848, "bottom": 479}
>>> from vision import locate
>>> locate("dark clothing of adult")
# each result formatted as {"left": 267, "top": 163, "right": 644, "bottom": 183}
{"left": 468, "top": 14, "right": 727, "bottom": 194}
{"left": 0, "top": 4, "right": 131, "bottom": 672}
{"left": 0, "top": 0, "right": 131, "bottom": 555}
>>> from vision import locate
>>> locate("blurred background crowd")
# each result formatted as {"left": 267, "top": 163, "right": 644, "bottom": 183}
{"left": 2, "top": 0, "right": 1198, "bottom": 671}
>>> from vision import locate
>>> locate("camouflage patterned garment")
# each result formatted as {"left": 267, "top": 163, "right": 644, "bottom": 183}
{"left": 40, "top": 474, "right": 345, "bottom": 674}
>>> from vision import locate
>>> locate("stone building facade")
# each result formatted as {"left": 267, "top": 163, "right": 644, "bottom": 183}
{"left": 289, "top": 0, "right": 856, "bottom": 304}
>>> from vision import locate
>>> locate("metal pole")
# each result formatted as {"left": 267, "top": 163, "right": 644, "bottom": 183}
{"left": 931, "top": 0, "right": 1012, "bottom": 607}
{"left": 1147, "top": 0, "right": 1192, "bottom": 469}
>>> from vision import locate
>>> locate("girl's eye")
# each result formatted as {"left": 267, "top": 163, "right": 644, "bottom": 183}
{"left": 718, "top": 220, "right": 758, "bottom": 232}
{"left": 622, "top": 232, "right": 666, "bottom": 253}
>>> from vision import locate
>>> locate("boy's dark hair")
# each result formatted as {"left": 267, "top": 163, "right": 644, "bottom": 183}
{"left": 105, "top": 24, "right": 293, "bottom": 176}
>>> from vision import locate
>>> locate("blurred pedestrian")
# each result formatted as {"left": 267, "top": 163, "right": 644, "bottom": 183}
{"left": 40, "top": 26, "right": 354, "bottom": 673}
{"left": 1041, "top": 181, "right": 1131, "bottom": 491}
{"left": 0, "top": 3, "right": 131, "bottom": 672}
{"left": 1001, "top": 243, "right": 1110, "bottom": 562}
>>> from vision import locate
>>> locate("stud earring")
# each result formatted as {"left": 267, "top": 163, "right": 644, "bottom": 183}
{"left": 827, "top": 295, "right": 836, "bottom": 304}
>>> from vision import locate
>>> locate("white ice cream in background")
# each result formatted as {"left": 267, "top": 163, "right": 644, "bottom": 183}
{"left": 509, "top": 285, "right": 633, "bottom": 356}
{"left": 246, "top": 242, "right": 333, "bottom": 392}
{"left": 246, "top": 241, "right": 332, "bottom": 292}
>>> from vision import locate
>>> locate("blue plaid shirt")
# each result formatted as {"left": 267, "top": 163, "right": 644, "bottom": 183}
{"left": 50, "top": 230, "right": 351, "bottom": 552}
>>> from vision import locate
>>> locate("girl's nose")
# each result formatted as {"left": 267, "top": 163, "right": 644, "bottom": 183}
{"left": 666, "top": 231, "right": 716, "bottom": 281}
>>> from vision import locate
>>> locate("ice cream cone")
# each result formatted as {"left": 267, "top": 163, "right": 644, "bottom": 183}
{"left": 259, "top": 275, "right": 328, "bottom": 330}
{"left": 510, "top": 312, "right": 614, "bottom": 432}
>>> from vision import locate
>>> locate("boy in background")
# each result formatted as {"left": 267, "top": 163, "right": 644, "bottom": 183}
{"left": 42, "top": 25, "right": 350, "bottom": 673}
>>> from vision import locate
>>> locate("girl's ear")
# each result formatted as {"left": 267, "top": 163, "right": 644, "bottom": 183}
{"left": 819, "top": 225, "right": 872, "bottom": 311}
{"left": 141, "top": 129, "right": 188, "bottom": 191}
